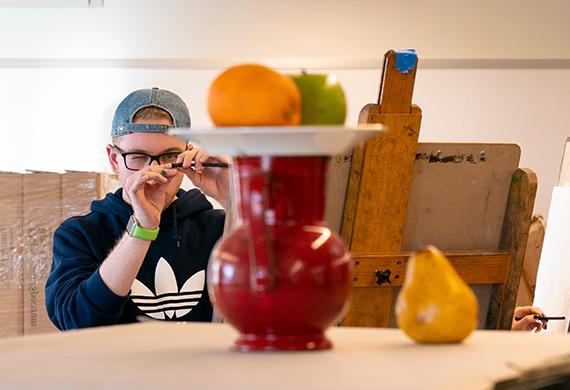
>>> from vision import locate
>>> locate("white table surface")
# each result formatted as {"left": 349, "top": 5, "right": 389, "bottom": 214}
{"left": 0, "top": 322, "right": 568, "bottom": 389}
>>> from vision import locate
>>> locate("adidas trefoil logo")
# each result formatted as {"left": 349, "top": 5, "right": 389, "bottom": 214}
{"left": 131, "top": 257, "right": 205, "bottom": 320}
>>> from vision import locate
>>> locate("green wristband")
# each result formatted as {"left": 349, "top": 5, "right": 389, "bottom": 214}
{"left": 126, "top": 215, "right": 159, "bottom": 241}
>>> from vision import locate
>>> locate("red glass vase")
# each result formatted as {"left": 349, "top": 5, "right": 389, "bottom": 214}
{"left": 208, "top": 156, "right": 352, "bottom": 351}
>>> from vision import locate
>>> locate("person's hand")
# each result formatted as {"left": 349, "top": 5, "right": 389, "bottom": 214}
{"left": 174, "top": 144, "right": 231, "bottom": 209}
{"left": 511, "top": 306, "right": 547, "bottom": 332}
{"left": 123, "top": 163, "right": 178, "bottom": 228}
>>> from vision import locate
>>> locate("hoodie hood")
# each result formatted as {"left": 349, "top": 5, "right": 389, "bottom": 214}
{"left": 91, "top": 188, "right": 214, "bottom": 224}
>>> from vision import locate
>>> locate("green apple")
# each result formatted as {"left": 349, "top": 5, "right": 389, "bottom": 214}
{"left": 291, "top": 71, "right": 347, "bottom": 125}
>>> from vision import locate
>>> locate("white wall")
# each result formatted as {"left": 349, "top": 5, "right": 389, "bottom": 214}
{"left": 3, "top": 67, "right": 569, "bottom": 217}
{"left": 1, "top": 0, "right": 569, "bottom": 217}
{"left": 0, "top": 0, "right": 568, "bottom": 60}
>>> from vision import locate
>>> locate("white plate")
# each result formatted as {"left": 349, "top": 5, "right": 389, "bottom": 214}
{"left": 168, "top": 124, "right": 385, "bottom": 156}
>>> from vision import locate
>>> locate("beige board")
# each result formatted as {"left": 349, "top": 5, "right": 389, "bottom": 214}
{"left": 401, "top": 143, "right": 520, "bottom": 252}
{"left": 397, "top": 143, "right": 520, "bottom": 328}
{"left": 326, "top": 143, "right": 520, "bottom": 248}
{"left": 0, "top": 173, "right": 24, "bottom": 337}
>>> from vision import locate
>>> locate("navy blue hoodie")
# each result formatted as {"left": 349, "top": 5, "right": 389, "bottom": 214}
{"left": 46, "top": 188, "right": 225, "bottom": 330}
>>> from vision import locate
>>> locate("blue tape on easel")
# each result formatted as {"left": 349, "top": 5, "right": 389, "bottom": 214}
{"left": 395, "top": 49, "right": 417, "bottom": 74}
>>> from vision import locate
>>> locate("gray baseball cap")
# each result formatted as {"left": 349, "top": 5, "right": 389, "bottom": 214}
{"left": 111, "top": 87, "right": 191, "bottom": 137}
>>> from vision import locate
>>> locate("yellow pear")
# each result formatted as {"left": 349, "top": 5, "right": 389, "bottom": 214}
{"left": 395, "top": 245, "right": 479, "bottom": 343}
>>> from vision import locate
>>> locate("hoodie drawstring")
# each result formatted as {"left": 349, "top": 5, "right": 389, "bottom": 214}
{"left": 172, "top": 204, "right": 181, "bottom": 248}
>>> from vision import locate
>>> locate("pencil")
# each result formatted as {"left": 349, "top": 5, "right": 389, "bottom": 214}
{"left": 514, "top": 315, "right": 566, "bottom": 321}
{"left": 534, "top": 315, "right": 565, "bottom": 321}
{"left": 171, "top": 162, "right": 230, "bottom": 169}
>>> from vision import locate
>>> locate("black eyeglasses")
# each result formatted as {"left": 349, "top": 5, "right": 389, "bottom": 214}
{"left": 113, "top": 145, "right": 185, "bottom": 171}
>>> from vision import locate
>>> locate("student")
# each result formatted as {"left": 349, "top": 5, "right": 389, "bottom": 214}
{"left": 46, "top": 88, "right": 229, "bottom": 329}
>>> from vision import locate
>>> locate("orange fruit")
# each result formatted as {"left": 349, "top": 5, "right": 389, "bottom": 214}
{"left": 208, "top": 64, "right": 301, "bottom": 126}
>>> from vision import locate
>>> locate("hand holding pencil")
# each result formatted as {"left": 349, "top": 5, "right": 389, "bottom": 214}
{"left": 173, "top": 144, "right": 231, "bottom": 208}
{"left": 511, "top": 306, "right": 564, "bottom": 332}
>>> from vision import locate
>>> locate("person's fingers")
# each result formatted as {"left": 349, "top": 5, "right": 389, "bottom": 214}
{"left": 536, "top": 308, "right": 548, "bottom": 329}
{"left": 525, "top": 307, "right": 548, "bottom": 330}
{"left": 513, "top": 314, "right": 537, "bottom": 331}
{"left": 146, "top": 171, "right": 168, "bottom": 182}
{"left": 520, "top": 316, "right": 532, "bottom": 330}
{"left": 173, "top": 147, "right": 213, "bottom": 171}
{"left": 514, "top": 306, "right": 546, "bottom": 321}
{"left": 194, "top": 149, "right": 209, "bottom": 171}
{"left": 125, "top": 172, "right": 149, "bottom": 194}
{"left": 138, "top": 172, "right": 167, "bottom": 188}
{"left": 538, "top": 314, "right": 548, "bottom": 330}
{"left": 175, "top": 152, "right": 185, "bottom": 164}
{"left": 512, "top": 319, "right": 524, "bottom": 331}
{"left": 146, "top": 166, "right": 173, "bottom": 179}
{"left": 182, "top": 148, "right": 200, "bottom": 169}
{"left": 514, "top": 306, "right": 532, "bottom": 317}
{"left": 121, "top": 166, "right": 174, "bottom": 229}
{"left": 127, "top": 169, "right": 170, "bottom": 195}
{"left": 157, "top": 167, "right": 178, "bottom": 179}
{"left": 525, "top": 316, "right": 545, "bottom": 332}
{"left": 175, "top": 146, "right": 194, "bottom": 165}
{"left": 143, "top": 165, "right": 178, "bottom": 180}
{"left": 528, "top": 307, "right": 543, "bottom": 316}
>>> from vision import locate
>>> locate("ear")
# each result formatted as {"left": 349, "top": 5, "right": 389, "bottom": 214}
{"left": 106, "top": 144, "right": 120, "bottom": 174}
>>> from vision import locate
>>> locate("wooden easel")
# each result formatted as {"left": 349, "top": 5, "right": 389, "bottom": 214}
{"left": 339, "top": 49, "right": 421, "bottom": 327}
{"left": 339, "top": 50, "right": 537, "bottom": 330}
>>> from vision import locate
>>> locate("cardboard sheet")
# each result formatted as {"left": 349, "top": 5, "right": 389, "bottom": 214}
{"left": 0, "top": 171, "right": 119, "bottom": 337}
{"left": 0, "top": 173, "right": 23, "bottom": 337}
{"left": 23, "top": 172, "right": 61, "bottom": 335}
